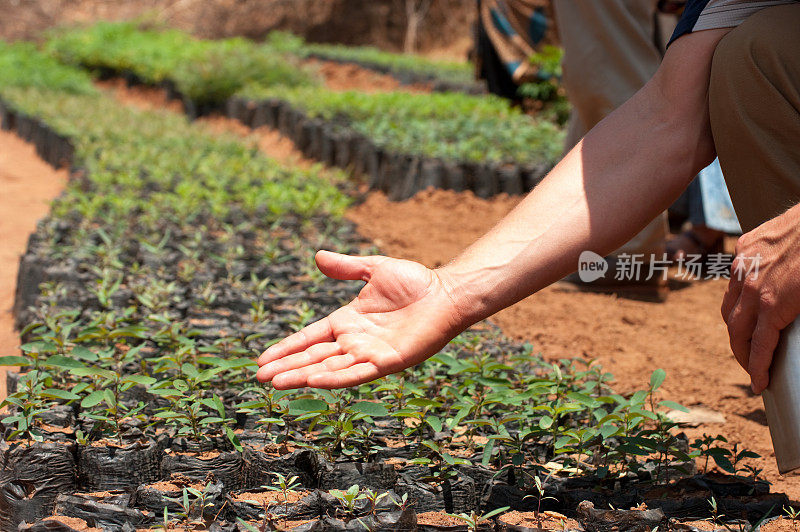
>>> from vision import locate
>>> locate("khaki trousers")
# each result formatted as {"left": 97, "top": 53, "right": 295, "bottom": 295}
{"left": 554, "top": 0, "right": 669, "bottom": 257}
{"left": 709, "top": 4, "right": 800, "bottom": 233}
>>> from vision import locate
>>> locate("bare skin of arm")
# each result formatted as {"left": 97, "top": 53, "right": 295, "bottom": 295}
{"left": 256, "top": 29, "right": 729, "bottom": 390}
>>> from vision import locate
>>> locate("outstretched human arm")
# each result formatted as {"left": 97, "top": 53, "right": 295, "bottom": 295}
{"left": 257, "top": 29, "right": 728, "bottom": 390}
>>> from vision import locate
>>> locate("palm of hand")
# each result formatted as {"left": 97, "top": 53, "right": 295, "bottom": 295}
{"left": 256, "top": 252, "right": 462, "bottom": 389}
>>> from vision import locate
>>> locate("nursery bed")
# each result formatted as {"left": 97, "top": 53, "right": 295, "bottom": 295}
{"left": 0, "top": 37, "right": 794, "bottom": 532}
{"left": 44, "top": 23, "right": 563, "bottom": 201}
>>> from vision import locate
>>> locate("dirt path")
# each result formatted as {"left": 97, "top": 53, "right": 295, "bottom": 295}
{"left": 303, "top": 58, "right": 431, "bottom": 93}
{"left": 95, "top": 75, "right": 800, "bottom": 500}
{"left": 0, "top": 129, "right": 68, "bottom": 398}
{"left": 95, "top": 79, "right": 322, "bottom": 171}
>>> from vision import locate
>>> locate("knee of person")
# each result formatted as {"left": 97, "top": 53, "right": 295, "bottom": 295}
{"left": 710, "top": 4, "right": 799, "bottom": 91}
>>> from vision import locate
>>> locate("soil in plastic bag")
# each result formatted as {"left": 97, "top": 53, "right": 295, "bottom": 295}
{"left": 161, "top": 450, "right": 243, "bottom": 491}
{"left": 0, "top": 442, "right": 77, "bottom": 530}
{"left": 132, "top": 478, "right": 225, "bottom": 521}
{"left": 242, "top": 447, "right": 318, "bottom": 489}
{"left": 18, "top": 516, "right": 101, "bottom": 532}
{"left": 77, "top": 440, "right": 161, "bottom": 491}
{"left": 54, "top": 492, "right": 154, "bottom": 530}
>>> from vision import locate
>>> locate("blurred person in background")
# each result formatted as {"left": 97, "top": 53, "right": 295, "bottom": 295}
{"left": 475, "top": 0, "right": 741, "bottom": 299}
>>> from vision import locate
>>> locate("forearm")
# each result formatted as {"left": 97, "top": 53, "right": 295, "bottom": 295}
{"left": 438, "top": 30, "right": 727, "bottom": 326}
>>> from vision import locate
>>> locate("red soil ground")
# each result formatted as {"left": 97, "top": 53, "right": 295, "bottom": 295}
{"left": 0, "top": 129, "right": 68, "bottom": 398}
{"left": 303, "top": 58, "right": 432, "bottom": 93}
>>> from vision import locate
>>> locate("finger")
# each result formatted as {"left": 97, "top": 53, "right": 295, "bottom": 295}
{"left": 271, "top": 353, "right": 359, "bottom": 389}
{"left": 315, "top": 250, "right": 382, "bottom": 282}
{"left": 256, "top": 342, "right": 342, "bottom": 383}
{"left": 258, "top": 317, "right": 334, "bottom": 366}
{"left": 748, "top": 318, "right": 781, "bottom": 394}
{"left": 726, "top": 292, "right": 758, "bottom": 370}
{"left": 307, "top": 362, "right": 383, "bottom": 389}
{"left": 721, "top": 273, "right": 744, "bottom": 324}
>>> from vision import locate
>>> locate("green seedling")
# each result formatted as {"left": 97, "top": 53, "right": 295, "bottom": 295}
{"left": 236, "top": 386, "right": 291, "bottom": 444}
{"left": 691, "top": 434, "right": 731, "bottom": 474}
{"left": 329, "top": 485, "right": 366, "bottom": 518}
{"left": 289, "top": 301, "right": 315, "bottom": 332}
{"left": 522, "top": 475, "right": 557, "bottom": 530}
{"left": 1, "top": 371, "right": 52, "bottom": 443}
{"left": 784, "top": 506, "right": 800, "bottom": 532}
{"left": 78, "top": 369, "right": 153, "bottom": 445}
{"left": 410, "top": 439, "right": 469, "bottom": 486}
{"left": 708, "top": 497, "right": 724, "bottom": 527}
{"left": 265, "top": 473, "right": 301, "bottom": 505}
{"left": 448, "top": 506, "right": 509, "bottom": 531}
{"left": 360, "top": 488, "right": 390, "bottom": 516}
{"left": 164, "top": 482, "right": 222, "bottom": 528}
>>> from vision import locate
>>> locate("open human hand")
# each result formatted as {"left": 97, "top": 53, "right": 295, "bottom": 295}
{"left": 721, "top": 205, "right": 800, "bottom": 394}
{"left": 256, "top": 250, "right": 467, "bottom": 389}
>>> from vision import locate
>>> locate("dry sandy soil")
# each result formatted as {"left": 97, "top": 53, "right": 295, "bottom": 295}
{"left": 0, "top": 129, "right": 67, "bottom": 398}
{"left": 2, "top": 61, "right": 798, "bottom": 506}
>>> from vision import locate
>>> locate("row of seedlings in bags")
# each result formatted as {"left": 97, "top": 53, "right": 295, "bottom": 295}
{"left": 44, "top": 23, "right": 563, "bottom": 200}
{"left": 43, "top": 21, "right": 317, "bottom": 118}
{"left": 1, "top": 42, "right": 789, "bottom": 531}
{"left": 224, "top": 92, "right": 557, "bottom": 201}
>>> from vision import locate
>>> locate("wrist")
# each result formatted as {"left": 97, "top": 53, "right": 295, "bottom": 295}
{"left": 433, "top": 264, "right": 492, "bottom": 329}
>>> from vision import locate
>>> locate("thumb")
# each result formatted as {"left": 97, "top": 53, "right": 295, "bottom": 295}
{"left": 315, "top": 251, "right": 382, "bottom": 282}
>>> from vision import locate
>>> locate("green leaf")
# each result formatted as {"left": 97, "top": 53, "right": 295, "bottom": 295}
{"left": 314, "top": 389, "right": 337, "bottom": 404}
{"left": 226, "top": 425, "right": 243, "bottom": 452}
{"left": 182, "top": 363, "right": 200, "bottom": 380}
{"left": 650, "top": 369, "right": 666, "bottom": 391}
{"left": 123, "top": 375, "right": 156, "bottom": 387}
{"left": 149, "top": 388, "right": 184, "bottom": 397}
{"left": 288, "top": 398, "right": 327, "bottom": 415}
{"left": 630, "top": 390, "right": 649, "bottom": 405}
{"left": 482, "top": 506, "right": 510, "bottom": 520}
{"left": 103, "top": 389, "right": 116, "bottom": 408}
{"left": 425, "top": 416, "right": 443, "bottom": 433}
{"left": 481, "top": 439, "right": 495, "bottom": 467}
{"left": 0, "top": 356, "right": 31, "bottom": 366}
{"left": 70, "top": 346, "right": 98, "bottom": 361}
{"left": 81, "top": 390, "right": 106, "bottom": 408}
{"left": 108, "top": 325, "right": 148, "bottom": 339}
{"left": 539, "top": 416, "right": 554, "bottom": 430}
{"left": 70, "top": 367, "right": 116, "bottom": 379}
{"left": 41, "top": 388, "right": 80, "bottom": 401}
{"left": 659, "top": 400, "right": 689, "bottom": 413}
{"left": 711, "top": 452, "right": 735, "bottom": 473}
{"left": 349, "top": 401, "right": 389, "bottom": 417}
{"left": 566, "top": 391, "right": 599, "bottom": 408}
{"left": 407, "top": 398, "right": 441, "bottom": 409}
{"left": 45, "top": 355, "right": 86, "bottom": 369}
{"left": 21, "top": 341, "right": 57, "bottom": 353}
{"left": 154, "top": 411, "right": 184, "bottom": 419}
